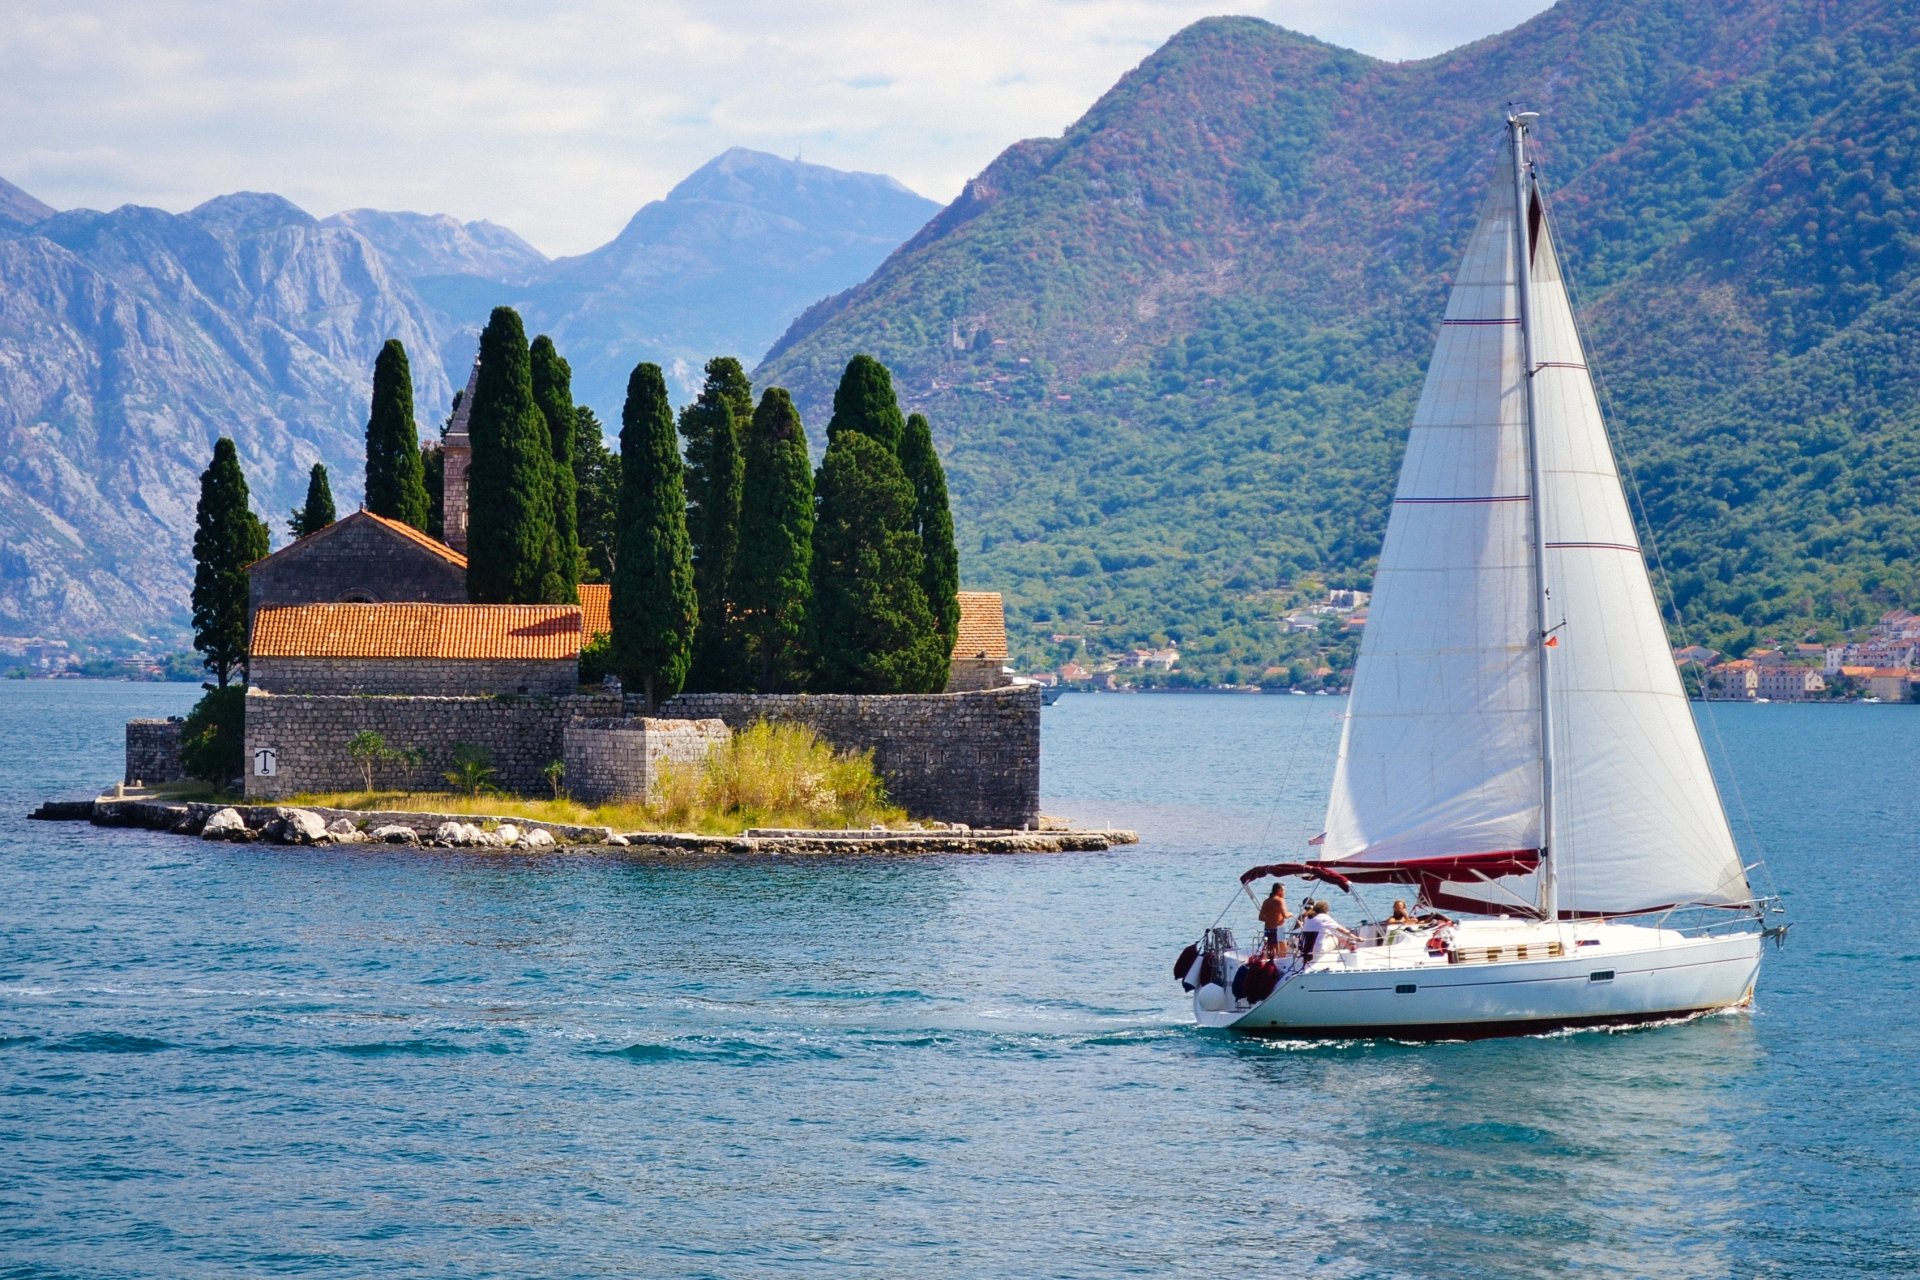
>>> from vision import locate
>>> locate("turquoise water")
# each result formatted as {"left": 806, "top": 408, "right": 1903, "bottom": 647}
{"left": 1, "top": 682, "right": 1914, "bottom": 1276}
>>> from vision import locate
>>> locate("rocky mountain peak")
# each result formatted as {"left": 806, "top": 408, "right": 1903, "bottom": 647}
{"left": 186, "top": 191, "right": 319, "bottom": 237}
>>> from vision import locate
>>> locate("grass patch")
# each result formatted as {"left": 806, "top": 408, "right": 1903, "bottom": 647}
{"left": 283, "top": 721, "right": 906, "bottom": 836}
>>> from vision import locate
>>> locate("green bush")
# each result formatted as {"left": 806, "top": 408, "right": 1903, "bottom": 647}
{"left": 180, "top": 685, "right": 247, "bottom": 787}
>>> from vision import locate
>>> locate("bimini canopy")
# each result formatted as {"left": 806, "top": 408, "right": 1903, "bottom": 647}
{"left": 1239, "top": 863, "right": 1355, "bottom": 892}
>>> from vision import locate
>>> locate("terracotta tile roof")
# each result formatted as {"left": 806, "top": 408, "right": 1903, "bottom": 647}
{"left": 246, "top": 509, "right": 467, "bottom": 571}
{"left": 578, "top": 583, "right": 610, "bottom": 639}
{"left": 952, "top": 591, "right": 1008, "bottom": 662}
{"left": 252, "top": 603, "right": 582, "bottom": 660}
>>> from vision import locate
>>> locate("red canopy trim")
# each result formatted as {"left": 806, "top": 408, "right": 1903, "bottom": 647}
{"left": 1239, "top": 863, "right": 1354, "bottom": 892}
{"left": 1329, "top": 849, "right": 1541, "bottom": 885}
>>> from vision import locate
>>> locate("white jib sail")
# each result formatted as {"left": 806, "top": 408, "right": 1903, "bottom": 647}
{"left": 1319, "top": 129, "right": 1753, "bottom": 916}
{"left": 1320, "top": 145, "right": 1544, "bottom": 869}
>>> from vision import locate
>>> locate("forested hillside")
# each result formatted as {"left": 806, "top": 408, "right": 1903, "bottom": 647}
{"left": 758, "top": 0, "right": 1920, "bottom": 680}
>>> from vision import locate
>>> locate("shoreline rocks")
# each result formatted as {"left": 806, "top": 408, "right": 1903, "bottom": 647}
{"left": 40, "top": 795, "right": 1140, "bottom": 857}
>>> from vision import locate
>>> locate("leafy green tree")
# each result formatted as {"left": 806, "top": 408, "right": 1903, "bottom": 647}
{"left": 288, "top": 462, "right": 336, "bottom": 539}
{"left": 573, "top": 406, "right": 622, "bottom": 581}
{"left": 363, "top": 338, "right": 429, "bottom": 530}
{"left": 825, "top": 353, "right": 907, "bottom": 453}
{"left": 736, "top": 388, "right": 814, "bottom": 692}
{"left": 900, "top": 412, "right": 959, "bottom": 665}
{"left": 530, "top": 335, "right": 581, "bottom": 602}
{"left": 810, "top": 431, "right": 947, "bottom": 693}
{"left": 681, "top": 358, "right": 750, "bottom": 690}
{"left": 611, "top": 362, "right": 697, "bottom": 710}
{"left": 180, "top": 684, "right": 248, "bottom": 787}
{"left": 466, "top": 307, "right": 564, "bottom": 604}
{"left": 191, "top": 437, "right": 270, "bottom": 687}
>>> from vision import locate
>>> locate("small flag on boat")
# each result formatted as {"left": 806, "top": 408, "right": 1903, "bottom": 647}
{"left": 1307, "top": 832, "right": 1326, "bottom": 846}
{"left": 1543, "top": 635, "right": 1559, "bottom": 647}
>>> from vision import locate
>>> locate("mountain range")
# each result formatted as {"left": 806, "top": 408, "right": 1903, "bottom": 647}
{"left": 758, "top": 0, "right": 1920, "bottom": 679}
{"left": 0, "top": 150, "right": 937, "bottom": 645}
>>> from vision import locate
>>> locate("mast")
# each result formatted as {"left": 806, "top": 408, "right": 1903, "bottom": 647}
{"left": 1509, "top": 109, "right": 1557, "bottom": 923}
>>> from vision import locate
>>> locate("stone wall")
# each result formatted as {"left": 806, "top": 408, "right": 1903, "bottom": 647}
{"left": 656, "top": 687, "right": 1041, "bottom": 829}
{"left": 944, "top": 657, "right": 1012, "bottom": 692}
{"left": 244, "top": 691, "right": 620, "bottom": 800}
{"left": 125, "top": 718, "right": 185, "bottom": 785}
{"left": 249, "top": 513, "right": 466, "bottom": 616}
{"left": 563, "top": 717, "right": 732, "bottom": 804}
{"left": 251, "top": 655, "right": 577, "bottom": 698}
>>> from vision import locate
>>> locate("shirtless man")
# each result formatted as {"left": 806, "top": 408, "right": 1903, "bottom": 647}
{"left": 1257, "top": 883, "right": 1290, "bottom": 956}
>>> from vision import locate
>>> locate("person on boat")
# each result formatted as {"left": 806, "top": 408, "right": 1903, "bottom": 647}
{"left": 1297, "top": 901, "right": 1359, "bottom": 963}
{"left": 1386, "top": 900, "right": 1418, "bottom": 927}
{"left": 1257, "top": 883, "right": 1290, "bottom": 955}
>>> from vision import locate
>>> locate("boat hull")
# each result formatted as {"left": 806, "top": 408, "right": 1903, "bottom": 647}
{"left": 1198, "top": 928, "right": 1762, "bottom": 1041}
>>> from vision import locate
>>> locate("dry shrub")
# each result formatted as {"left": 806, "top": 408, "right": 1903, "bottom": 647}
{"left": 650, "top": 720, "right": 896, "bottom": 831}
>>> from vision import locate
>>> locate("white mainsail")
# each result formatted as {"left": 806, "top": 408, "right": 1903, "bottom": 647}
{"left": 1319, "top": 123, "right": 1752, "bottom": 916}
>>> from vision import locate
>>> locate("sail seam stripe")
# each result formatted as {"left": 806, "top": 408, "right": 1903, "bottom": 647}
{"left": 1441, "top": 317, "right": 1520, "bottom": 325}
{"left": 1535, "top": 361, "right": 1588, "bottom": 370}
{"left": 1394, "top": 496, "right": 1530, "bottom": 504}
{"left": 1545, "top": 541, "right": 1640, "bottom": 553}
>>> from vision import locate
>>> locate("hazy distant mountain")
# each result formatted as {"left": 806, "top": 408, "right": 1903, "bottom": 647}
{"left": 0, "top": 150, "right": 939, "bottom": 645}
{"left": 321, "top": 209, "right": 547, "bottom": 282}
{"left": 0, "top": 176, "right": 55, "bottom": 229}
{"left": 0, "top": 188, "right": 450, "bottom": 643}
{"left": 402, "top": 148, "right": 942, "bottom": 413}
{"left": 759, "top": 0, "right": 1920, "bottom": 679}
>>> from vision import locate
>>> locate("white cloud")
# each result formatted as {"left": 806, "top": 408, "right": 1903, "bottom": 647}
{"left": 0, "top": 0, "right": 1553, "bottom": 255}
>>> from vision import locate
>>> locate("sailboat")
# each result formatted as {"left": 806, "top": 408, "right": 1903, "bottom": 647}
{"left": 1183, "top": 111, "right": 1779, "bottom": 1039}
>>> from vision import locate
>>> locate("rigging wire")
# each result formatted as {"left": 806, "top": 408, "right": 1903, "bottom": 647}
{"left": 1533, "top": 174, "right": 1782, "bottom": 912}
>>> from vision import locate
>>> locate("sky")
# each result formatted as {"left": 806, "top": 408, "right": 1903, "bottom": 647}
{"left": 1, "top": 0, "right": 1556, "bottom": 258}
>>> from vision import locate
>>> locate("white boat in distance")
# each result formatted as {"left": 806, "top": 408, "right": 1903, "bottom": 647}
{"left": 1184, "top": 111, "right": 1783, "bottom": 1040}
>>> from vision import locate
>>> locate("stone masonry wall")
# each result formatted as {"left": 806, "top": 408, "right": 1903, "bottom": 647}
{"left": 251, "top": 656, "right": 577, "bottom": 698}
{"left": 125, "top": 718, "right": 185, "bottom": 785}
{"left": 244, "top": 692, "right": 620, "bottom": 800}
{"left": 944, "top": 657, "right": 1011, "bottom": 693}
{"left": 656, "top": 687, "right": 1041, "bottom": 829}
{"left": 563, "top": 717, "right": 732, "bottom": 804}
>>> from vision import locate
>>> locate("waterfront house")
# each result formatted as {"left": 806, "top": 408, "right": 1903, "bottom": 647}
{"left": 1856, "top": 666, "right": 1915, "bottom": 703}
{"left": 250, "top": 602, "right": 584, "bottom": 697}
{"left": 1674, "top": 645, "right": 1719, "bottom": 667}
{"left": 1756, "top": 665, "right": 1826, "bottom": 701}
{"left": 1709, "top": 659, "right": 1758, "bottom": 699}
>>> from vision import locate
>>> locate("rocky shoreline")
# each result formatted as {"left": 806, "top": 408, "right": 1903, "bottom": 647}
{"left": 30, "top": 796, "right": 1138, "bottom": 856}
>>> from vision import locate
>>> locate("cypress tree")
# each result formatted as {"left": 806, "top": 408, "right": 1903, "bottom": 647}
{"left": 191, "top": 437, "right": 270, "bottom": 687}
{"left": 288, "top": 462, "right": 336, "bottom": 539}
{"left": 529, "top": 334, "right": 581, "bottom": 602}
{"left": 611, "top": 362, "right": 697, "bottom": 710}
{"left": 825, "top": 353, "right": 906, "bottom": 453}
{"left": 573, "top": 405, "right": 622, "bottom": 582}
{"left": 422, "top": 443, "right": 445, "bottom": 541}
{"left": 900, "top": 412, "right": 959, "bottom": 666}
{"left": 681, "top": 359, "right": 749, "bottom": 691}
{"left": 735, "top": 388, "right": 814, "bottom": 692}
{"left": 363, "top": 338, "right": 430, "bottom": 530}
{"left": 809, "top": 432, "right": 946, "bottom": 694}
{"left": 465, "top": 307, "right": 564, "bottom": 604}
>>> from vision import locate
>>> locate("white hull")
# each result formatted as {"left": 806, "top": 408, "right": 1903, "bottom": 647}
{"left": 1194, "top": 921, "right": 1762, "bottom": 1040}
